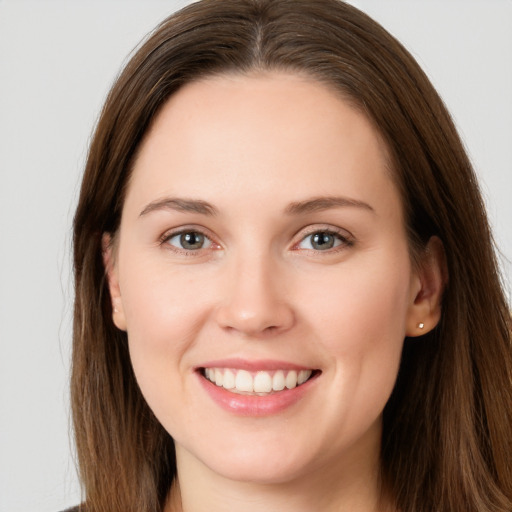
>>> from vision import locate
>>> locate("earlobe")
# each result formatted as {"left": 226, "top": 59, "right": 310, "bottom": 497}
{"left": 102, "top": 233, "right": 127, "bottom": 331}
{"left": 406, "top": 236, "right": 448, "bottom": 337}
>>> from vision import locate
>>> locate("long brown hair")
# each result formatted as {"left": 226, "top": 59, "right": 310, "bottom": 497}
{"left": 72, "top": 1, "right": 512, "bottom": 510}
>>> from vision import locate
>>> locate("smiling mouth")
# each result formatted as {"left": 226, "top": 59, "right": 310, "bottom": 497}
{"left": 200, "top": 367, "right": 319, "bottom": 395}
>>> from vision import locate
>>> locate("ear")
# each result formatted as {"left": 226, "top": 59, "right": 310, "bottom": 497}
{"left": 406, "top": 236, "right": 448, "bottom": 337}
{"left": 102, "top": 233, "right": 127, "bottom": 331}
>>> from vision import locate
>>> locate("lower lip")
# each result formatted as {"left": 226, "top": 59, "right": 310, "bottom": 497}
{"left": 197, "top": 372, "right": 319, "bottom": 416}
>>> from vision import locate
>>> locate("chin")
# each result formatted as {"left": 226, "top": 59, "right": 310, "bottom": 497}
{"left": 206, "top": 453, "right": 312, "bottom": 485}
{"left": 178, "top": 431, "right": 320, "bottom": 485}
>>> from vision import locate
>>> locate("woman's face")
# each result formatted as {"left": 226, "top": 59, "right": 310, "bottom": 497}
{"left": 107, "top": 72, "right": 428, "bottom": 485}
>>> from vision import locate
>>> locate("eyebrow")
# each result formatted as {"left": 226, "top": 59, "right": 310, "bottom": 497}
{"left": 284, "top": 196, "right": 375, "bottom": 215}
{"left": 139, "top": 198, "right": 218, "bottom": 217}
{"left": 139, "top": 195, "right": 374, "bottom": 218}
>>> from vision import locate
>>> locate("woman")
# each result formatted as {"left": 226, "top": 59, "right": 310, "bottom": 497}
{"left": 71, "top": 0, "right": 512, "bottom": 511}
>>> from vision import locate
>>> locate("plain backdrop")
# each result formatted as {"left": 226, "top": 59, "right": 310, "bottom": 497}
{"left": 0, "top": 1, "right": 510, "bottom": 511}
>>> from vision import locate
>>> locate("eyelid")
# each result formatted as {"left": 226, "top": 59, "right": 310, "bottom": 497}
{"left": 157, "top": 223, "right": 354, "bottom": 254}
{"left": 291, "top": 225, "right": 354, "bottom": 251}
{"left": 159, "top": 225, "right": 220, "bottom": 253}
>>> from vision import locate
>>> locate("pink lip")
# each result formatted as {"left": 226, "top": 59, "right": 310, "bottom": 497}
{"left": 195, "top": 360, "right": 320, "bottom": 417}
{"left": 196, "top": 358, "right": 311, "bottom": 372}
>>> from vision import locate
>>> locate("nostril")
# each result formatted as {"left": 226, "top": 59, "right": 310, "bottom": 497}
{"left": 216, "top": 302, "right": 295, "bottom": 337}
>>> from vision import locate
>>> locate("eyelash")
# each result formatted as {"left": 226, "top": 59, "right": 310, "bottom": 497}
{"left": 294, "top": 227, "right": 354, "bottom": 253}
{"left": 159, "top": 226, "right": 354, "bottom": 255}
{"left": 159, "top": 227, "right": 218, "bottom": 255}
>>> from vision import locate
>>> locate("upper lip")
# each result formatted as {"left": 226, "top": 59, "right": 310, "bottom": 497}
{"left": 196, "top": 358, "right": 315, "bottom": 372}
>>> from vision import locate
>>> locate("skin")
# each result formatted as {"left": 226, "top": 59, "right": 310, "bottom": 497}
{"left": 105, "top": 72, "right": 444, "bottom": 512}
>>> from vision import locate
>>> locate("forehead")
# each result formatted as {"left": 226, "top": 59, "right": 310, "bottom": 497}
{"left": 126, "top": 72, "right": 400, "bottom": 220}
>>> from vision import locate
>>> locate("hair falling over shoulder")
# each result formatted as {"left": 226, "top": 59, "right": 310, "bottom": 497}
{"left": 71, "top": 1, "right": 512, "bottom": 511}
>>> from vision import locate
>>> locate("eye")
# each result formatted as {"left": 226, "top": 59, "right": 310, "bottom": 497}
{"left": 164, "top": 230, "right": 213, "bottom": 251}
{"left": 297, "top": 230, "right": 350, "bottom": 251}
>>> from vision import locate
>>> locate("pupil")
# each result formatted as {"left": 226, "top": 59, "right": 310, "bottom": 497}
{"left": 312, "top": 232, "right": 334, "bottom": 250}
{"left": 180, "top": 232, "right": 204, "bottom": 250}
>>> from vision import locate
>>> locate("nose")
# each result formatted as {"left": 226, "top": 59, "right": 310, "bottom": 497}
{"left": 214, "top": 252, "right": 295, "bottom": 337}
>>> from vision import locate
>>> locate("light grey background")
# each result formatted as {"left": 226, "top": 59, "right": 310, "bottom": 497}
{"left": 0, "top": 1, "right": 510, "bottom": 511}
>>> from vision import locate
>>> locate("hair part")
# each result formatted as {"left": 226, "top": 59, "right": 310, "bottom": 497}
{"left": 72, "top": 1, "right": 512, "bottom": 511}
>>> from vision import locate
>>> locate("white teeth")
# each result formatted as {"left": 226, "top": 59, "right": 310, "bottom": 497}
{"left": 272, "top": 370, "right": 285, "bottom": 391}
{"left": 298, "top": 370, "right": 311, "bottom": 385}
{"left": 254, "top": 371, "right": 273, "bottom": 393}
{"left": 223, "top": 369, "right": 235, "bottom": 389}
{"left": 285, "top": 370, "right": 298, "bottom": 389}
{"left": 204, "top": 367, "right": 314, "bottom": 394}
{"left": 235, "top": 370, "right": 254, "bottom": 392}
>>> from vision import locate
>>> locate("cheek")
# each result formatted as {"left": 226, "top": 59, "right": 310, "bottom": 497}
{"left": 117, "top": 256, "right": 216, "bottom": 406}
{"left": 305, "top": 249, "right": 412, "bottom": 349}
{"left": 299, "top": 250, "right": 411, "bottom": 412}
{"left": 120, "top": 258, "right": 211, "bottom": 349}
{"left": 118, "top": 264, "right": 219, "bottom": 442}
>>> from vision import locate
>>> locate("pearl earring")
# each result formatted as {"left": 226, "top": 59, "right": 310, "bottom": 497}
{"left": 418, "top": 322, "right": 425, "bottom": 329}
